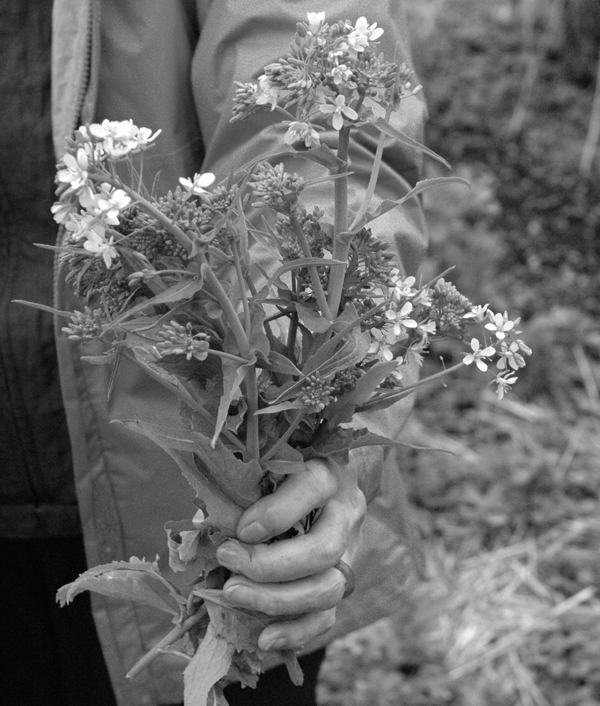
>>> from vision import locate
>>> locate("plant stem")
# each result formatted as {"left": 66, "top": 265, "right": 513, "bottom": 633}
{"left": 199, "top": 257, "right": 251, "bottom": 358}
{"left": 244, "top": 369, "right": 261, "bottom": 461}
{"left": 290, "top": 214, "right": 333, "bottom": 321}
{"left": 231, "top": 239, "right": 252, "bottom": 338}
{"left": 126, "top": 608, "right": 207, "bottom": 680}
{"left": 327, "top": 126, "right": 351, "bottom": 317}
{"left": 261, "top": 408, "right": 306, "bottom": 462}
{"left": 91, "top": 173, "right": 193, "bottom": 252}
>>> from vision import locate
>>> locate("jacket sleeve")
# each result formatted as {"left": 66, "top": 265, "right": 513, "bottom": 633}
{"left": 192, "top": 0, "right": 428, "bottom": 500}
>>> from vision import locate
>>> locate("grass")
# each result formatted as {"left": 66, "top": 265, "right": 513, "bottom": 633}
{"left": 318, "top": 0, "right": 600, "bottom": 703}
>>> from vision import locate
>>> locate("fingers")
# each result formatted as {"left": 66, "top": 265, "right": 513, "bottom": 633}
{"left": 257, "top": 608, "right": 337, "bottom": 652}
{"left": 217, "top": 491, "right": 365, "bottom": 582}
{"left": 223, "top": 565, "right": 347, "bottom": 615}
{"left": 235, "top": 458, "right": 339, "bottom": 544}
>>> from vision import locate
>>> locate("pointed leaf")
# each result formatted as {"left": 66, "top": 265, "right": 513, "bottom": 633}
{"left": 56, "top": 557, "right": 180, "bottom": 615}
{"left": 360, "top": 177, "right": 470, "bottom": 229}
{"left": 265, "top": 257, "right": 343, "bottom": 290}
{"left": 295, "top": 303, "right": 331, "bottom": 334}
{"left": 371, "top": 117, "right": 451, "bottom": 169}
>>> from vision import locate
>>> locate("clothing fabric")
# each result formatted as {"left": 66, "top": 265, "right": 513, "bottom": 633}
{"left": 49, "top": 2, "right": 429, "bottom": 705}
{"left": 0, "top": 0, "right": 79, "bottom": 539}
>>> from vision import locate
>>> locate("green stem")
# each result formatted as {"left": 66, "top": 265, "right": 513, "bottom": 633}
{"left": 327, "top": 127, "right": 351, "bottom": 317}
{"left": 244, "top": 369, "right": 261, "bottom": 461}
{"left": 126, "top": 608, "right": 207, "bottom": 680}
{"left": 290, "top": 214, "right": 333, "bottom": 321}
{"left": 199, "top": 256, "right": 251, "bottom": 358}
{"left": 261, "top": 409, "right": 306, "bottom": 463}
{"left": 91, "top": 174, "right": 193, "bottom": 252}
{"left": 231, "top": 239, "right": 252, "bottom": 338}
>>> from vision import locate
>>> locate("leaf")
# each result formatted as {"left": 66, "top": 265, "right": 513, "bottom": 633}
{"left": 212, "top": 355, "right": 253, "bottom": 447}
{"left": 183, "top": 622, "right": 235, "bottom": 706}
{"left": 371, "top": 116, "right": 451, "bottom": 169}
{"left": 56, "top": 557, "right": 181, "bottom": 616}
{"left": 165, "top": 522, "right": 224, "bottom": 579}
{"left": 324, "top": 361, "right": 400, "bottom": 426}
{"left": 267, "top": 351, "right": 302, "bottom": 377}
{"left": 249, "top": 305, "right": 270, "bottom": 360}
{"left": 295, "top": 302, "right": 331, "bottom": 334}
{"left": 359, "top": 177, "right": 471, "bottom": 229}
{"left": 265, "top": 257, "right": 343, "bottom": 290}
{"left": 254, "top": 399, "right": 306, "bottom": 415}
{"left": 191, "top": 433, "right": 264, "bottom": 508}
{"left": 105, "top": 277, "right": 205, "bottom": 329}
{"left": 118, "top": 419, "right": 244, "bottom": 535}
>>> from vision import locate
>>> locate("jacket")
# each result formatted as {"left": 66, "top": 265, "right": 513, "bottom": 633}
{"left": 52, "top": 2, "right": 428, "bottom": 704}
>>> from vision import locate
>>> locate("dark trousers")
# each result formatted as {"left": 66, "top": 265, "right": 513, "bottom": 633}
{"left": 1, "top": 536, "right": 325, "bottom": 706}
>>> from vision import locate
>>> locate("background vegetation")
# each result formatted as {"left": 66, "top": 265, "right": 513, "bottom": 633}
{"left": 318, "top": 0, "right": 600, "bottom": 703}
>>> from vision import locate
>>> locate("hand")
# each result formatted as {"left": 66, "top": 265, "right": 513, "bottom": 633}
{"left": 216, "top": 457, "right": 366, "bottom": 651}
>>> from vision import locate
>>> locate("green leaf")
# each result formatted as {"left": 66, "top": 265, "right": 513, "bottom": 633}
{"left": 360, "top": 177, "right": 470, "bottom": 229}
{"left": 295, "top": 302, "right": 331, "bottom": 334}
{"left": 254, "top": 399, "right": 306, "bottom": 415}
{"left": 106, "top": 277, "right": 205, "bottom": 329}
{"left": 371, "top": 117, "right": 451, "bottom": 169}
{"left": 191, "top": 432, "right": 264, "bottom": 508}
{"left": 324, "top": 361, "right": 399, "bottom": 426}
{"left": 56, "top": 557, "right": 181, "bottom": 616}
{"left": 118, "top": 419, "right": 244, "bottom": 535}
{"left": 183, "top": 622, "right": 235, "bottom": 706}
{"left": 212, "top": 356, "right": 253, "bottom": 447}
{"left": 265, "top": 257, "right": 343, "bottom": 290}
{"left": 267, "top": 351, "right": 302, "bottom": 377}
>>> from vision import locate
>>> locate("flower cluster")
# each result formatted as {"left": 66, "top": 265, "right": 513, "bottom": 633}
{"left": 231, "top": 13, "right": 419, "bottom": 147}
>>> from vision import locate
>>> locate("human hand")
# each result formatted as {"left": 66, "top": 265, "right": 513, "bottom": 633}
{"left": 215, "top": 457, "right": 366, "bottom": 651}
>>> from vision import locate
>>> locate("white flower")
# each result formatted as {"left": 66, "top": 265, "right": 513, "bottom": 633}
{"left": 284, "top": 121, "right": 321, "bottom": 147}
{"left": 57, "top": 148, "right": 91, "bottom": 192}
{"left": 464, "top": 303, "right": 489, "bottom": 323}
{"left": 368, "top": 327, "right": 394, "bottom": 361}
{"left": 330, "top": 64, "right": 352, "bottom": 86}
{"left": 83, "top": 230, "right": 119, "bottom": 268}
{"left": 64, "top": 213, "right": 103, "bottom": 242}
{"left": 51, "top": 200, "right": 77, "bottom": 224}
{"left": 255, "top": 75, "right": 280, "bottom": 110}
{"left": 89, "top": 120, "right": 161, "bottom": 159}
{"left": 494, "top": 373, "right": 519, "bottom": 400}
{"left": 347, "top": 17, "right": 384, "bottom": 52}
{"left": 485, "top": 311, "right": 518, "bottom": 340}
{"left": 497, "top": 340, "right": 530, "bottom": 371}
{"left": 392, "top": 275, "right": 417, "bottom": 299}
{"left": 462, "top": 338, "right": 496, "bottom": 372}
{"left": 319, "top": 95, "right": 358, "bottom": 130}
{"left": 306, "top": 12, "right": 326, "bottom": 35}
{"left": 179, "top": 172, "right": 216, "bottom": 195}
{"left": 89, "top": 185, "right": 131, "bottom": 225}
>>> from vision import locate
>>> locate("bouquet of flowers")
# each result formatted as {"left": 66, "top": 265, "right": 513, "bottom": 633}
{"left": 22, "top": 12, "right": 530, "bottom": 706}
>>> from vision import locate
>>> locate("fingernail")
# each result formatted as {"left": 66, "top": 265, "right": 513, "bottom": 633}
{"left": 258, "top": 633, "right": 285, "bottom": 651}
{"left": 217, "top": 543, "right": 244, "bottom": 571}
{"left": 238, "top": 521, "right": 267, "bottom": 543}
{"left": 223, "top": 583, "right": 246, "bottom": 603}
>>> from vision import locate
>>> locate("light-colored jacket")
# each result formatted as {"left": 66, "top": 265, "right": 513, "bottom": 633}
{"left": 52, "top": 2, "right": 428, "bottom": 704}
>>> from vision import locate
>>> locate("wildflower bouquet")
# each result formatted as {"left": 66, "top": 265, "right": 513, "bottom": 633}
{"left": 24, "top": 12, "right": 530, "bottom": 706}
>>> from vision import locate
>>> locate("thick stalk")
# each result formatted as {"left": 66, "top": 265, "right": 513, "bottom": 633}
{"left": 244, "top": 369, "right": 261, "bottom": 461}
{"left": 231, "top": 239, "right": 252, "bottom": 337}
{"left": 327, "top": 127, "right": 351, "bottom": 317}
{"left": 261, "top": 409, "right": 306, "bottom": 463}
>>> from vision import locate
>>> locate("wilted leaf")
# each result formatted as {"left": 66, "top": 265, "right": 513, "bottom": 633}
{"left": 183, "top": 622, "right": 235, "bottom": 706}
{"left": 56, "top": 557, "right": 181, "bottom": 616}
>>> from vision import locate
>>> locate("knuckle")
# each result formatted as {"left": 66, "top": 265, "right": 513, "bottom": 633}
{"left": 315, "top": 534, "right": 343, "bottom": 569}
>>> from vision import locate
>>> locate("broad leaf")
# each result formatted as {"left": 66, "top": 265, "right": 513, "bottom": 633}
{"left": 183, "top": 622, "right": 235, "bottom": 706}
{"left": 119, "top": 419, "right": 244, "bottom": 535}
{"left": 56, "top": 557, "right": 180, "bottom": 616}
{"left": 295, "top": 303, "right": 331, "bottom": 334}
